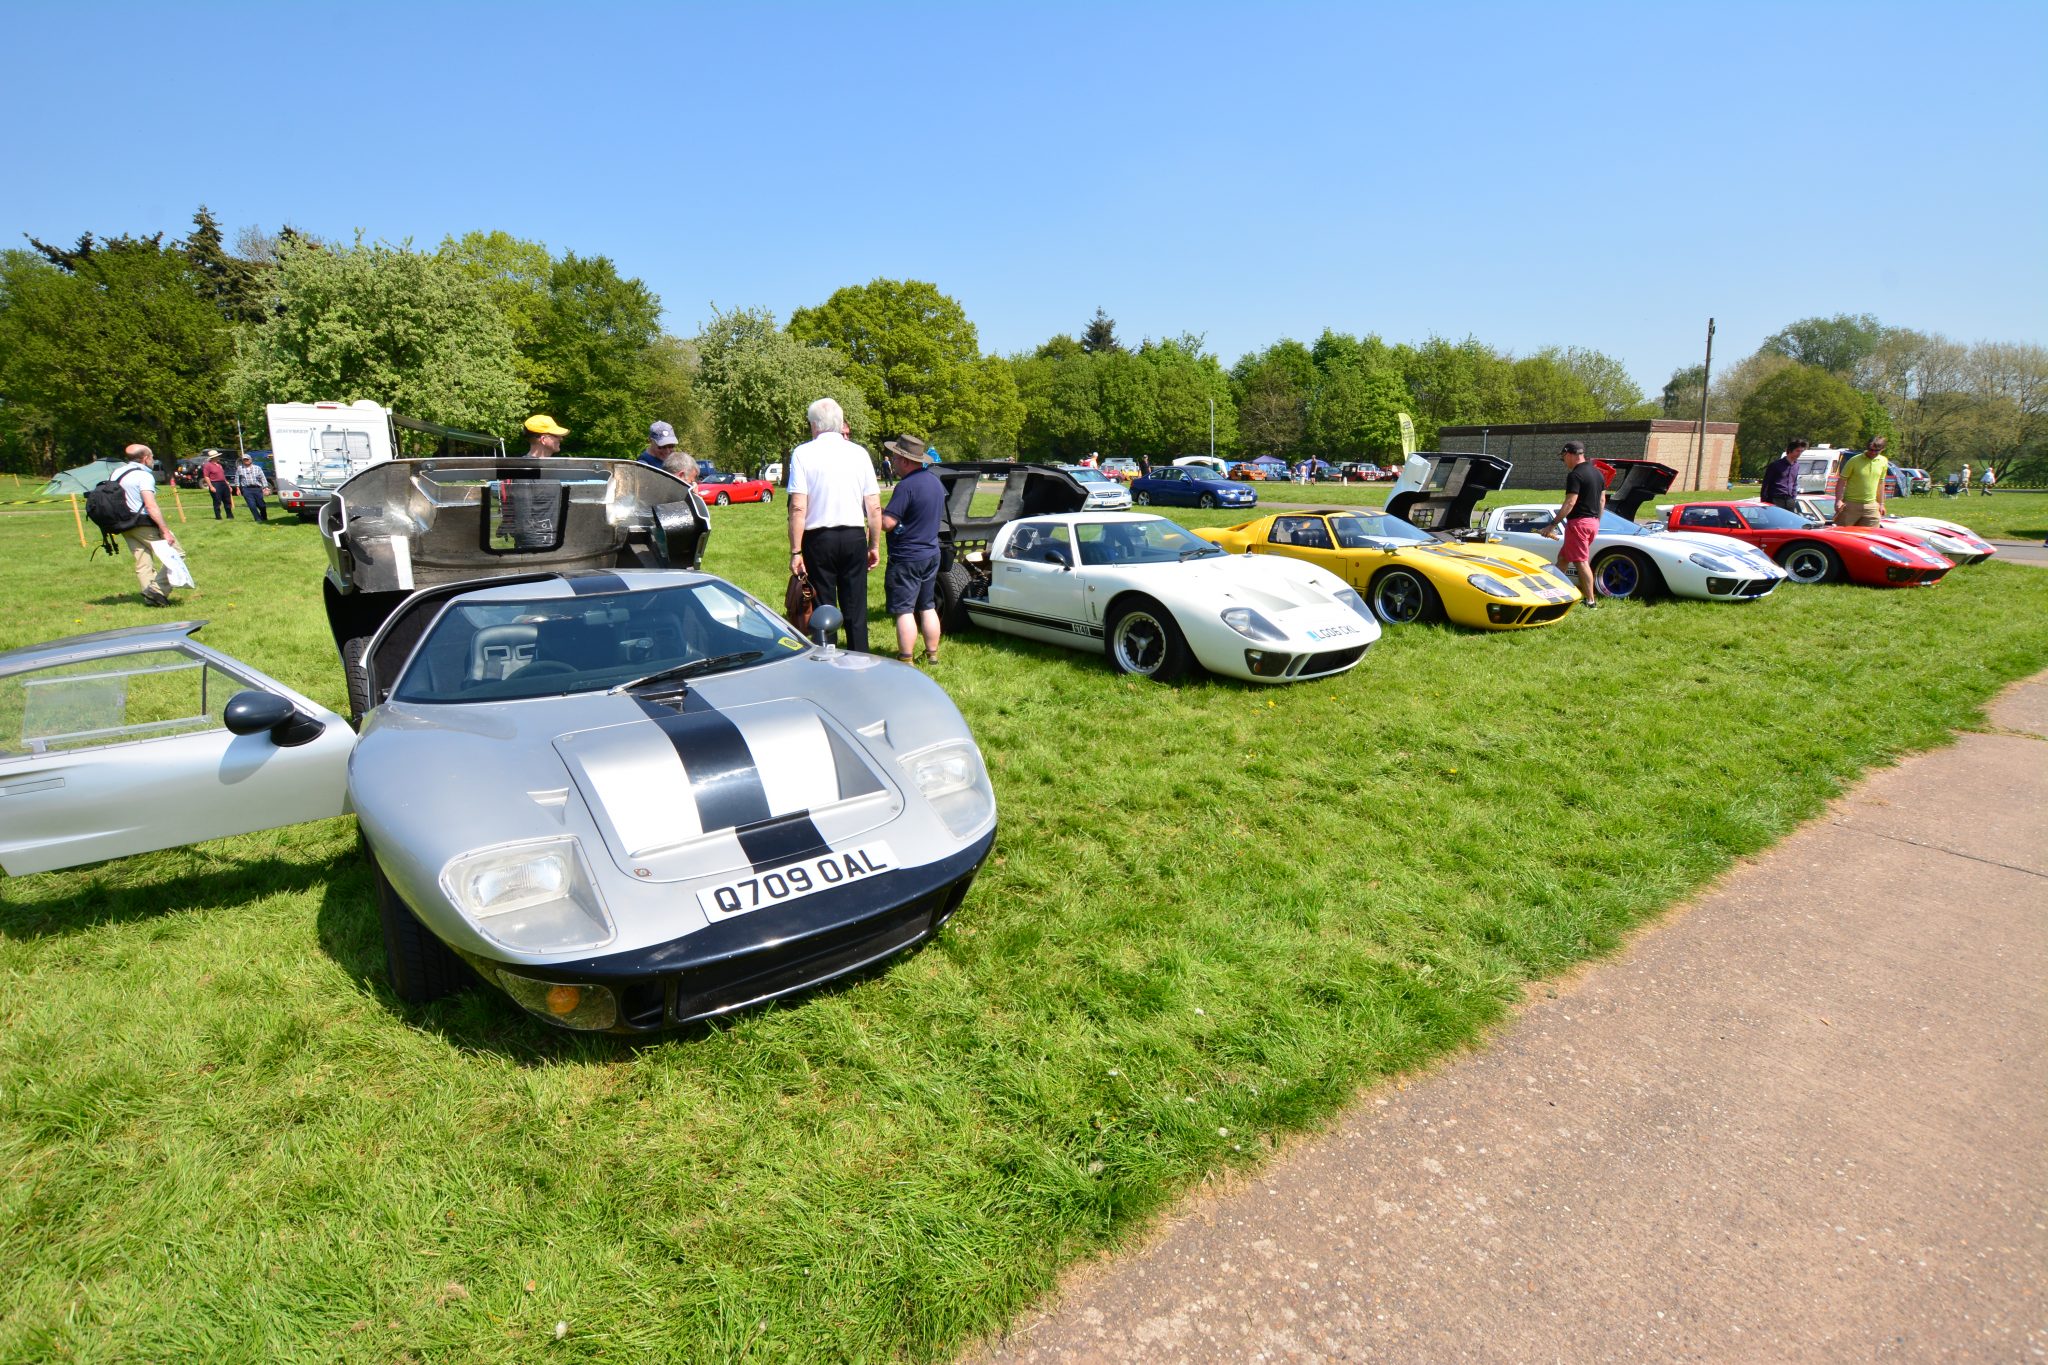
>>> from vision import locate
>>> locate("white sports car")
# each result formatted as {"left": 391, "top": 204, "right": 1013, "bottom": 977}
{"left": 1484, "top": 459, "right": 1787, "bottom": 601}
{"left": 1795, "top": 496, "right": 1997, "bottom": 564}
{"left": 931, "top": 464, "right": 1378, "bottom": 683}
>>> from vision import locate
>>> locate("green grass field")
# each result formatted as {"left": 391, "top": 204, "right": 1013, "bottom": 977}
{"left": 4, "top": 483, "right": 2048, "bottom": 1361}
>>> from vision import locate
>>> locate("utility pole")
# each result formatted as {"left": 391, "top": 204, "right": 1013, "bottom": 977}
{"left": 1695, "top": 318, "right": 1715, "bottom": 489}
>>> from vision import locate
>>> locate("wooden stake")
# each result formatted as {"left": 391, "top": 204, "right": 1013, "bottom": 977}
{"left": 70, "top": 494, "right": 87, "bottom": 548}
{"left": 172, "top": 484, "right": 187, "bottom": 522}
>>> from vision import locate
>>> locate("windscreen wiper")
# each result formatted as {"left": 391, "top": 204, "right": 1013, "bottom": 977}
{"left": 613, "top": 651, "right": 765, "bottom": 694}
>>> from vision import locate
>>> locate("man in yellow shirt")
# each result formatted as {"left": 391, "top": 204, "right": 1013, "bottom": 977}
{"left": 1835, "top": 437, "right": 1889, "bottom": 527}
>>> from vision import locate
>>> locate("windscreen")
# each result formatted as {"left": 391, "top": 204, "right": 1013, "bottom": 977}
{"left": 1740, "top": 505, "right": 1811, "bottom": 530}
{"left": 1076, "top": 518, "right": 1224, "bottom": 566}
{"left": 392, "top": 582, "right": 802, "bottom": 703}
{"left": 1328, "top": 513, "right": 1432, "bottom": 547}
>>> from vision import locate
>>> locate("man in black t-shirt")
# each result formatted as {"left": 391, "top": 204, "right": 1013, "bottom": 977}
{"left": 880, "top": 435, "right": 945, "bottom": 663}
{"left": 1542, "top": 440, "right": 1606, "bottom": 607}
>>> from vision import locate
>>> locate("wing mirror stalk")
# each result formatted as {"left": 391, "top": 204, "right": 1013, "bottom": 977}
{"left": 224, "top": 690, "right": 327, "bottom": 748}
{"left": 807, "top": 604, "right": 844, "bottom": 651}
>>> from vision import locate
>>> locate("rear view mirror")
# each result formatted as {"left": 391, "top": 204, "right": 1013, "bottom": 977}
{"left": 224, "top": 690, "right": 326, "bottom": 748}
{"left": 807, "top": 604, "right": 844, "bottom": 647}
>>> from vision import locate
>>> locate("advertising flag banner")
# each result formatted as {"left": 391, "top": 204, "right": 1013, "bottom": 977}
{"left": 1397, "top": 412, "right": 1417, "bottom": 458}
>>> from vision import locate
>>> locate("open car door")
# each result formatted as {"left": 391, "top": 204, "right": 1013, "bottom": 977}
{"left": 1600, "top": 459, "right": 1678, "bottom": 522}
{"left": 0, "top": 623, "right": 352, "bottom": 875}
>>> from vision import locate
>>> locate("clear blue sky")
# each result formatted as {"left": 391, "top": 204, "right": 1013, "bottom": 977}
{"left": 8, "top": 1, "right": 2043, "bottom": 395}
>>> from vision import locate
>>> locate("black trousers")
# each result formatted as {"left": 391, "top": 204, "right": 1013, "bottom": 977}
{"left": 208, "top": 482, "right": 234, "bottom": 518}
{"left": 1764, "top": 494, "right": 1799, "bottom": 513}
{"left": 802, "top": 525, "right": 872, "bottom": 652}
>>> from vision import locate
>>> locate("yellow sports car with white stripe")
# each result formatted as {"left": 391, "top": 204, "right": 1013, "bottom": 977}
{"left": 1194, "top": 455, "right": 1581, "bottom": 629}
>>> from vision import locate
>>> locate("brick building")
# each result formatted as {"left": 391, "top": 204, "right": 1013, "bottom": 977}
{"left": 1436, "top": 420, "right": 1739, "bottom": 490}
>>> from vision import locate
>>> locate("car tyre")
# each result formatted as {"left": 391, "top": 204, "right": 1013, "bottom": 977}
{"left": 714, "top": 491, "right": 730, "bottom": 506}
{"left": 374, "top": 856, "right": 471, "bottom": 1005}
{"left": 761, "top": 489, "right": 773, "bottom": 502}
{"left": 1591, "top": 548, "right": 1664, "bottom": 600}
{"left": 1106, "top": 598, "right": 1192, "bottom": 682}
{"left": 1367, "top": 567, "right": 1443, "bottom": 625}
{"left": 1134, "top": 491, "right": 1151, "bottom": 506}
{"left": 1200, "top": 494, "right": 1217, "bottom": 509}
{"left": 936, "top": 561, "right": 976, "bottom": 633}
{"left": 1778, "top": 542, "right": 1843, "bottom": 584}
{"left": 341, "top": 636, "right": 373, "bottom": 730}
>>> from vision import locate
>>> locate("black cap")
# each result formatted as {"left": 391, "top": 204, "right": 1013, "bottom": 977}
{"left": 1561, "top": 440, "right": 1585, "bottom": 455}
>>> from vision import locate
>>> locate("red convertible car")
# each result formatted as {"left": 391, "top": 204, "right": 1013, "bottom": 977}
{"left": 698, "top": 471, "right": 774, "bottom": 505}
{"left": 1663, "top": 500, "right": 1951, "bottom": 587}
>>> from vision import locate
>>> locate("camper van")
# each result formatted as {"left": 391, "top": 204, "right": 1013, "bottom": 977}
{"left": 1794, "top": 445, "right": 1908, "bottom": 500}
{"left": 265, "top": 401, "right": 504, "bottom": 520}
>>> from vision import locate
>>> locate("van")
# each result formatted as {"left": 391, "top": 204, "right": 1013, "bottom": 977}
{"left": 1794, "top": 446, "right": 1908, "bottom": 499}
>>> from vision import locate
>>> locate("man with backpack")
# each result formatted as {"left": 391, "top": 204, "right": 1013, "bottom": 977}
{"left": 94, "top": 444, "right": 181, "bottom": 606}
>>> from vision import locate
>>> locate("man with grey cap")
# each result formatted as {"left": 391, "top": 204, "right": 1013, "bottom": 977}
{"left": 880, "top": 434, "right": 945, "bottom": 663}
{"left": 637, "top": 420, "right": 696, "bottom": 484}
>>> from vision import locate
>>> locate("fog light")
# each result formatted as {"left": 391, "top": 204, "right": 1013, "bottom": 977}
{"left": 496, "top": 970, "right": 618, "bottom": 1031}
{"left": 1243, "top": 649, "right": 1292, "bottom": 677}
{"left": 1486, "top": 603, "right": 1520, "bottom": 624}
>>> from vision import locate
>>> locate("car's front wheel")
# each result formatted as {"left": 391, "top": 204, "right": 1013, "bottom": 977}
{"left": 714, "top": 491, "right": 731, "bottom": 506}
{"left": 1778, "top": 542, "right": 1842, "bottom": 584}
{"left": 1592, "top": 548, "right": 1663, "bottom": 600}
{"left": 1106, "top": 598, "right": 1192, "bottom": 682}
{"left": 1200, "top": 494, "right": 1217, "bottom": 509}
{"left": 761, "top": 489, "right": 773, "bottom": 502}
{"left": 373, "top": 856, "right": 471, "bottom": 1006}
{"left": 1134, "top": 491, "right": 1151, "bottom": 506}
{"left": 1368, "top": 566, "right": 1443, "bottom": 625}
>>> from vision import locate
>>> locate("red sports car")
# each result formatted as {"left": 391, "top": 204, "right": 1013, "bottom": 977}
{"left": 1663, "top": 500, "right": 1951, "bottom": 587}
{"left": 698, "top": 471, "right": 774, "bottom": 505}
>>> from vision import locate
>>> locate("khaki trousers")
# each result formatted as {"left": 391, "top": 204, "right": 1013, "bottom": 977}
{"left": 120, "top": 528, "right": 174, "bottom": 603}
{"left": 1835, "top": 501, "right": 1882, "bottom": 527}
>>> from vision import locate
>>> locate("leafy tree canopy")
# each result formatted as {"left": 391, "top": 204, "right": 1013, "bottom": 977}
{"left": 229, "top": 235, "right": 526, "bottom": 441}
{"left": 693, "top": 307, "right": 870, "bottom": 472}
{"left": 1080, "top": 307, "right": 1123, "bottom": 355}
{"left": 788, "top": 278, "right": 1022, "bottom": 456}
{"left": 1761, "top": 313, "right": 1883, "bottom": 380}
{"left": 1735, "top": 363, "right": 1865, "bottom": 463}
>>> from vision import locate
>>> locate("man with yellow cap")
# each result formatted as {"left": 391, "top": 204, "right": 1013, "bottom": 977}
{"left": 522, "top": 414, "right": 569, "bottom": 458}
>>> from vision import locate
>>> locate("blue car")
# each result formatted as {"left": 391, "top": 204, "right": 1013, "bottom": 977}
{"left": 1130, "top": 465, "right": 1259, "bottom": 509}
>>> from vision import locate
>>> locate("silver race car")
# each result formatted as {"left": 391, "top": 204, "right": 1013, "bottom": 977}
{"left": 0, "top": 458, "right": 997, "bottom": 1033}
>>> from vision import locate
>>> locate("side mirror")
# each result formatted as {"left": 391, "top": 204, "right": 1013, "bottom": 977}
{"left": 224, "top": 689, "right": 326, "bottom": 748}
{"left": 807, "top": 604, "right": 844, "bottom": 648}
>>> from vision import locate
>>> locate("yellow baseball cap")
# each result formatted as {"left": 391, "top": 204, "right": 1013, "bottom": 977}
{"left": 524, "top": 414, "right": 570, "bottom": 436}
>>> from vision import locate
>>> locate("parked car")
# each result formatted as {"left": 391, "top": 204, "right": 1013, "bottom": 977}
{"left": 172, "top": 457, "right": 210, "bottom": 489}
{"left": 926, "top": 462, "right": 1375, "bottom": 682}
{"left": 1795, "top": 496, "right": 1996, "bottom": 564}
{"left": 698, "top": 471, "right": 774, "bottom": 505}
{"left": 1339, "top": 462, "right": 1384, "bottom": 483}
{"left": 0, "top": 458, "right": 998, "bottom": 1036}
{"left": 1227, "top": 462, "right": 1268, "bottom": 481}
{"left": 1483, "top": 460, "right": 1787, "bottom": 601}
{"left": 1130, "top": 464, "right": 1258, "bottom": 510}
{"left": 1099, "top": 457, "right": 1141, "bottom": 483}
{"left": 1056, "top": 466, "right": 1133, "bottom": 510}
{"left": 1663, "top": 500, "right": 1951, "bottom": 586}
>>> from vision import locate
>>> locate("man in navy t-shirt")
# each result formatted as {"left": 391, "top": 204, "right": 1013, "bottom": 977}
{"left": 880, "top": 435, "right": 945, "bottom": 663}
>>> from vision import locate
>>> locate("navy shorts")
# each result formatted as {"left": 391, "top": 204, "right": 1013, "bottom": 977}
{"left": 884, "top": 554, "right": 939, "bottom": 615}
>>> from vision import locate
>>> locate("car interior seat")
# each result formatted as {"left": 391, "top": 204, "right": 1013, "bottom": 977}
{"left": 470, "top": 624, "right": 538, "bottom": 682}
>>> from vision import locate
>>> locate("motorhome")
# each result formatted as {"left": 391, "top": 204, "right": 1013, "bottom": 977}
{"left": 1794, "top": 445, "right": 1907, "bottom": 499}
{"left": 265, "top": 401, "right": 503, "bottom": 521}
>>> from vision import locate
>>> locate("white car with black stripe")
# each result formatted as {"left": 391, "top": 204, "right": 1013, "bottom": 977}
{"left": 0, "top": 460, "right": 996, "bottom": 1034}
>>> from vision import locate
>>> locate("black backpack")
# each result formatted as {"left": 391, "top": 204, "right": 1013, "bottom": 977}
{"left": 85, "top": 463, "right": 150, "bottom": 552}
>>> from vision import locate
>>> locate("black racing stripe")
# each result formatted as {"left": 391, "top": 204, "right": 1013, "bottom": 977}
{"left": 734, "top": 811, "right": 832, "bottom": 871}
{"left": 631, "top": 694, "right": 772, "bottom": 831}
{"left": 563, "top": 571, "right": 631, "bottom": 596}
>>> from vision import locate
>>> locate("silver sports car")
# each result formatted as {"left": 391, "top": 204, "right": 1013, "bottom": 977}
{"left": 0, "top": 458, "right": 997, "bottom": 1033}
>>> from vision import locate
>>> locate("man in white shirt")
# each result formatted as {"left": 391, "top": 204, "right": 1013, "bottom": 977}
{"left": 113, "top": 443, "right": 180, "bottom": 606}
{"left": 787, "top": 397, "right": 882, "bottom": 651}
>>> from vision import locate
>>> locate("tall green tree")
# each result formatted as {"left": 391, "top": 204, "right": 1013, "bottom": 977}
{"left": 1761, "top": 313, "right": 1884, "bottom": 381}
{"left": 693, "top": 307, "right": 870, "bottom": 472}
{"left": 526, "top": 253, "right": 663, "bottom": 453}
{"left": 1304, "top": 359, "right": 1407, "bottom": 459}
{"left": 439, "top": 230, "right": 556, "bottom": 400}
{"left": 1141, "top": 336, "right": 1236, "bottom": 457}
{"left": 1395, "top": 336, "right": 1515, "bottom": 446}
{"left": 1540, "top": 346, "right": 1644, "bottom": 418}
{"left": 1080, "top": 307, "right": 1123, "bottom": 355}
{"left": 787, "top": 278, "right": 1022, "bottom": 453}
{"left": 1509, "top": 353, "right": 1601, "bottom": 423}
{"left": 229, "top": 236, "right": 526, "bottom": 439}
{"left": 0, "top": 234, "right": 235, "bottom": 468}
{"left": 1735, "top": 364, "right": 1865, "bottom": 462}
{"left": 1230, "top": 339, "right": 1315, "bottom": 458}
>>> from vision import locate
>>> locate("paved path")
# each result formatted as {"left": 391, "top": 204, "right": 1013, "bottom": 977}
{"left": 1990, "top": 540, "right": 2048, "bottom": 566}
{"left": 976, "top": 676, "right": 2048, "bottom": 1364}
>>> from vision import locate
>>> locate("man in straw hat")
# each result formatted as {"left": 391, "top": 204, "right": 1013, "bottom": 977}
{"left": 880, "top": 434, "right": 945, "bottom": 664}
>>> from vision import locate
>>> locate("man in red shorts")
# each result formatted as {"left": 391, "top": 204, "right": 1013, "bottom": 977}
{"left": 1542, "top": 439, "right": 1605, "bottom": 608}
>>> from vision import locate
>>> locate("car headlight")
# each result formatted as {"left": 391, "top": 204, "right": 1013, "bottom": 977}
{"left": 1688, "top": 552, "right": 1735, "bottom": 571}
{"left": 1467, "top": 573, "right": 1518, "bottom": 598}
{"left": 1543, "top": 565, "right": 1577, "bottom": 588}
{"left": 1332, "top": 588, "right": 1375, "bottom": 623}
{"left": 900, "top": 739, "right": 995, "bottom": 839}
{"left": 1222, "top": 606, "right": 1288, "bottom": 642}
{"left": 439, "top": 837, "right": 615, "bottom": 952}
{"left": 1867, "top": 545, "right": 1911, "bottom": 565}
